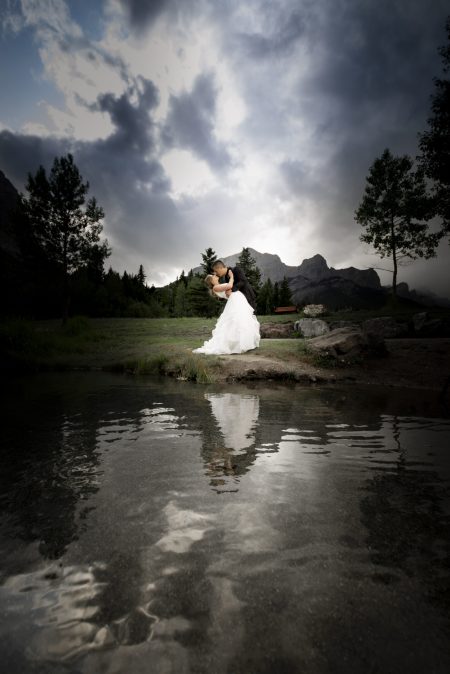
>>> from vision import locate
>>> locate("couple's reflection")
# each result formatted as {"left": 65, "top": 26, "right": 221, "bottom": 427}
{"left": 201, "top": 393, "right": 260, "bottom": 493}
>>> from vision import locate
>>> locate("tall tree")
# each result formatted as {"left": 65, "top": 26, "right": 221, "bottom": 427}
{"left": 201, "top": 247, "right": 217, "bottom": 274}
{"left": 417, "top": 15, "right": 450, "bottom": 239}
{"left": 354, "top": 148, "right": 439, "bottom": 299}
{"left": 21, "top": 153, "right": 110, "bottom": 324}
{"left": 279, "top": 276, "right": 293, "bottom": 305}
{"left": 256, "top": 278, "right": 274, "bottom": 314}
{"left": 137, "top": 264, "right": 146, "bottom": 286}
{"left": 273, "top": 281, "right": 280, "bottom": 308}
{"left": 186, "top": 275, "right": 220, "bottom": 317}
{"left": 237, "top": 247, "right": 262, "bottom": 292}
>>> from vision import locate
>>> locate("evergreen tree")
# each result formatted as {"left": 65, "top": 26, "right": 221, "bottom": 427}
{"left": 257, "top": 278, "right": 274, "bottom": 314}
{"left": 137, "top": 264, "right": 146, "bottom": 285}
{"left": 201, "top": 247, "right": 217, "bottom": 274}
{"left": 174, "top": 283, "right": 189, "bottom": 316}
{"left": 237, "top": 247, "right": 262, "bottom": 292}
{"left": 417, "top": 15, "right": 450, "bottom": 239}
{"left": 279, "top": 276, "right": 293, "bottom": 305}
{"left": 186, "top": 275, "right": 221, "bottom": 317}
{"left": 21, "top": 153, "right": 110, "bottom": 324}
{"left": 354, "top": 148, "right": 439, "bottom": 298}
{"left": 273, "top": 281, "right": 280, "bottom": 308}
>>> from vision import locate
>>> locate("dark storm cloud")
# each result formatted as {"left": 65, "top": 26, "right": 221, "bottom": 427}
{"left": 161, "top": 71, "right": 234, "bottom": 171}
{"left": 0, "top": 130, "right": 71, "bottom": 189}
{"left": 118, "top": 0, "right": 203, "bottom": 34}
{"left": 0, "top": 78, "right": 185, "bottom": 275}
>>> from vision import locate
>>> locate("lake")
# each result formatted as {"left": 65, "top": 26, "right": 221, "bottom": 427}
{"left": 1, "top": 372, "right": 450, "bottom": 673}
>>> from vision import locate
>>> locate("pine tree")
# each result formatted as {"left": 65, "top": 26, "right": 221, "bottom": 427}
{"left": 354, "top": 148, "right": 439, "bottom": 298}
{"left": 237, "top": 247, "right": 262, "bottom": 292}
{"left": 273, "top": 281, "right": 280, "bottom": 308}
{"left": 201, "top": 247, "right": 217, "bottom": 274}
{"left": 21, "top": 153, "right": 110, "bottom": 325}
{"left": 186, "top": 275, "right": 220, "bottom": 317}
{"left": 278, "top": 276, "right": 293, "bottom": 305}
{"left": 137, "top": 264, "right": 146, "bottom": 285}
{"left": 174, "top": 283, "right": 189, "bottom": 316}
{"left": 257, "top": 278, "right": 274, "bottom": 314}
{"left": 417, "top": 15, "right": 450, "bottom": 239}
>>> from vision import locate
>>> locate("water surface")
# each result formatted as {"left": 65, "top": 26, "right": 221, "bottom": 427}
{"left": 1, "top": 372, "right": 450, "bottom": 673}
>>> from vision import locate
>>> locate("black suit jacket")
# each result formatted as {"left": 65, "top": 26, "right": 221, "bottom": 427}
{"left": 222, "top": 265, "right": 257, "bottom": 311}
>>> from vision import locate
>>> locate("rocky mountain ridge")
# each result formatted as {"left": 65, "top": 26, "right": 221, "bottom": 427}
{"left": 193, "top": 248, "right": 380, "bottom": 289}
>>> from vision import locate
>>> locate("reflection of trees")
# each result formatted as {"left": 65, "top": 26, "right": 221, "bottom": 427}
{"left": 360, "top": 415, "right": 450, "bottom": 609}
{"left": 0, "top": 378, "right": 102, "bottom": 559}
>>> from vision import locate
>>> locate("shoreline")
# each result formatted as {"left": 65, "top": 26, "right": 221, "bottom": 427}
{"left": 4, "top": 336, "right": 450, "bottom": 394}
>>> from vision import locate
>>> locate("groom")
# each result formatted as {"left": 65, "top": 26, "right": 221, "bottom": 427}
{"left": 212, "top": 260, "right": 257, "bottom": 312}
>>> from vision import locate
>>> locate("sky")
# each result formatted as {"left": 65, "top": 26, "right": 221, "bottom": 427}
{"left": 0, "top": 0, "right": 449, "bottom": 294}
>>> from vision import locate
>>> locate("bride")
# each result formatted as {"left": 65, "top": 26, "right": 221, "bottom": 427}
{"left": 193, "top": 269, "right": 260, "bottom": 355}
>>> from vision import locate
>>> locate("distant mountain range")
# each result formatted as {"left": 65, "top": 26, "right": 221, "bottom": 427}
{"left": 193, "top": 248, "right": 450, "bottom": 310}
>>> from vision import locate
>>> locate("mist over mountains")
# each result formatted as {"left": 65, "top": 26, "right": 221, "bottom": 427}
{"left": 193, "top": 248, "right": 450, "bottom": 310}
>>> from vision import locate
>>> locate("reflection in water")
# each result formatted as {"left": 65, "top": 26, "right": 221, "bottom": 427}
{"left": 0, "top": 373, "right": 450, "bottom": 673}
{"left": 359, "top": 415, "right": 450, "bottom": 609}
{"left": 202, "top": 393, "right": 260, "bottom": 493}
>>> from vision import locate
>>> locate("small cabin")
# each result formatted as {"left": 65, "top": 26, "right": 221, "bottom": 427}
{"left": 274, "top": 306, "right": 298, "bottom": 314}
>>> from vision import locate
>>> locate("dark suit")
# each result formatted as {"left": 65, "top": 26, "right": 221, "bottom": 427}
{"left": 221, "top": 265, "right": 257, "bottom": 312}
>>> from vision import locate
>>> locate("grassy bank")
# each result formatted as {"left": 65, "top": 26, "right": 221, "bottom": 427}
{"left": 0, "top": 314, "right": 308, "bottom": 383}
{"left": 2, "top": 303, "right": 449, "bottom": 383}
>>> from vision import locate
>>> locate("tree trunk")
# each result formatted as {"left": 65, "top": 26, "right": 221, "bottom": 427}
{"left": 391, "top": 216, "right": 398, "bottom": 303}
{"left": 61, "top": 233, "right": 69, "bottom": 326}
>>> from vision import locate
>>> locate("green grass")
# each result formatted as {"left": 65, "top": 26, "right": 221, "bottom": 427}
{"left": 0, "top": 315, "right": 244, "bottom": 381}
{"left": 2, "top": 302, "right": 449, "bottom": 379}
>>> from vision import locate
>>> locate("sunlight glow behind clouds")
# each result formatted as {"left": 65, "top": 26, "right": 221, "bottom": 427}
{"left": 0, "top": 0, "right": 448, "bottom": 293}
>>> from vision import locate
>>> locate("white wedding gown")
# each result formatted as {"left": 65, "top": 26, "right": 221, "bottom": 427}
{"left": 193, "top": 290, "right": 260, "bottom": 355}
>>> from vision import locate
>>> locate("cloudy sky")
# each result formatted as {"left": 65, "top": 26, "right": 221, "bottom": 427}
{"left": 0, "top": 0, "right": 449, "bottom": 294}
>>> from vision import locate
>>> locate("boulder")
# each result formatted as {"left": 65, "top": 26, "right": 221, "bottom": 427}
{"left": 412, "top": 312, "right": 444, "bottom": 336}
{"left": 362, "top": 316, "right": 408, "bottom": 338}
{"left": 413, "top": 312, "right": 428, "bottom": 332}
{"left": 294, "top": 318, "right": 330, "bottom": 338}
{"left": 307, "top": 327, "right": 386, "bottom": 361}
{"left": 260, "top": 322, "right": 294, "bottom": 338}
{"left": 329, "top": 320, "right": 359, "bottom": 330}
{"left": 302, "top": 303, "right": 327, "bottom": 317}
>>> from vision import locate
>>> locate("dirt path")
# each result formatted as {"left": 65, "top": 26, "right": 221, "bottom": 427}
{"left": 215, "top": 338, "right": 450, "bottom": 391}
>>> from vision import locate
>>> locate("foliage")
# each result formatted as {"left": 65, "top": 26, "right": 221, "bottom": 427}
{"left": 354, "top": 147, "right": 440, "bottom": 297}
{"left": 186, "top": 275, "right": 222, "bottom": 317}
{"left": 201, "top": 247, "right": 217, "bottom": 274}
{"left": 21, "top": 153, "right": 111, "bottom": 323}
{"left": 237, "top": 247, "right": 262, "bottom": 292}
{"left": 417, "top": 15, "right": 450, "bottom": 239}
{"left": 257, "top": 278, "right": 274, "bottom": 314}
{"left": 278, "top": 276, "right": 293, "bottom": 305}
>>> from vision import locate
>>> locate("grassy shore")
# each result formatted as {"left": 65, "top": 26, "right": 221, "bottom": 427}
{"left": 2, "top": 304, "right": 449, "bottom": 384}
{"left": 1, "top": 314, "right": 307, "bottom": 383}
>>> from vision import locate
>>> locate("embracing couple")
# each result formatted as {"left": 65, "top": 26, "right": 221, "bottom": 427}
{"left": 193, "top": 259, "right": 260, "bottom": 355}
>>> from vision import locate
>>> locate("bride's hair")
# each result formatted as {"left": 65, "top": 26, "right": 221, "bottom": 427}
{"left": 204, "top": 274, "right": 217, "bottom": 297}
